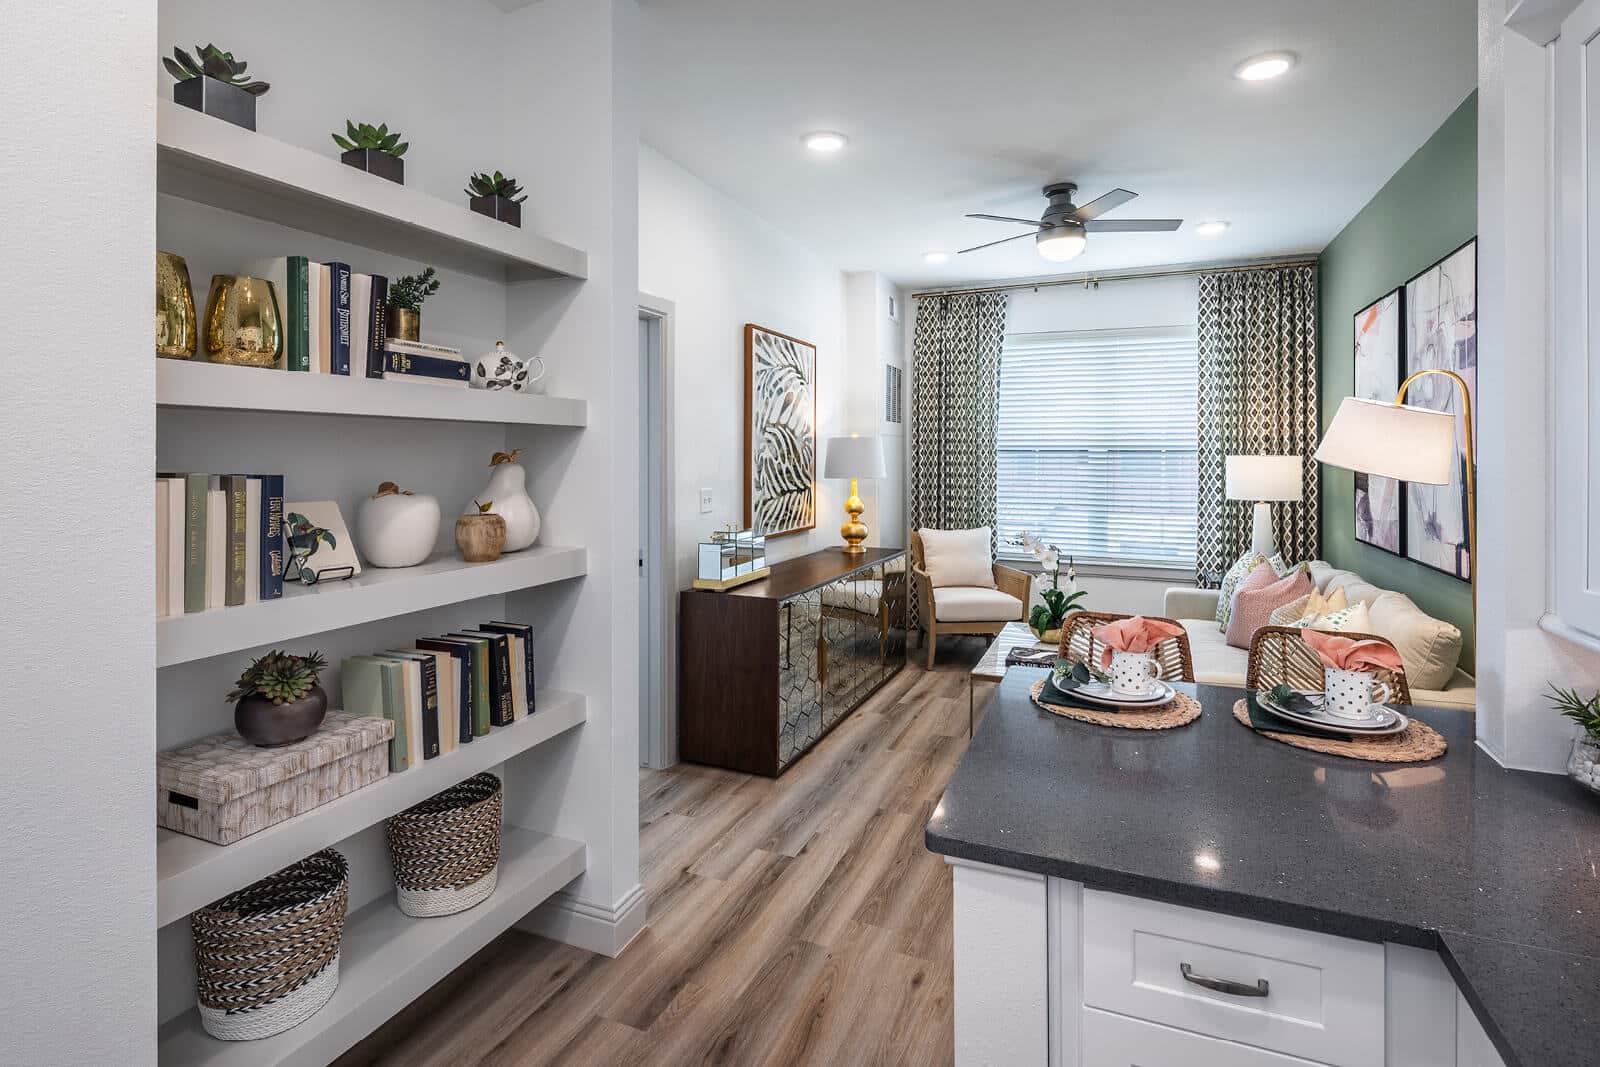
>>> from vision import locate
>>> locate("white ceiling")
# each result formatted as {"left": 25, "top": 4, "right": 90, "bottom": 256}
{"left": 638, "top": 0, "right": 1478, "bottom": 288}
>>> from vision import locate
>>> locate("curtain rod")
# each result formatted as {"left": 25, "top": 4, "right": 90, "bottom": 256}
{"left": 910, "top": 257, "right": 1318, "bottom": 300}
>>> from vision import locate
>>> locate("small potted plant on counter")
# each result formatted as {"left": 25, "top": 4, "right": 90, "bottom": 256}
{"left": 228, "top": 650, "right": 329, "bottom": 747}
{"left": 465, "top": 170, "right": 528, "bottom": 227}
{"left": 1552, "top": 683, "right": 1600, "bottom": 797}
{"left": 385, "top": 266, "right": 440, "bottom": 342}
{"left": 332, "top": 120, "right": 409, "bottom": 184}
{"left": 164, "top": 44, "right": 269, "bottom": 130}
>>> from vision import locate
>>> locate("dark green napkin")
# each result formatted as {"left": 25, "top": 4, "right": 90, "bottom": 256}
{"left": 1244, "top": 690, "right": 1338, "bottom": 738}
{"left": 1039, "top": 672, "right": 1130, "bottom": 713}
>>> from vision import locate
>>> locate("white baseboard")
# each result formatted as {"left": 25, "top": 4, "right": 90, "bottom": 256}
{"left": 516, "top": 882, "right": 647, "bottom": 957}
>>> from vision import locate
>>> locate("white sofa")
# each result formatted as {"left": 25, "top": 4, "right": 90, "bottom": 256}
{"left": 1164, "top": 560, "right": 1476, "bottom": 711}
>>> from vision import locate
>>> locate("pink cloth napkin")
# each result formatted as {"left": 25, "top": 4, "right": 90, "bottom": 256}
{"left": 1093, "top": 616, "right": 1186, "bottom": 668}
{"left": 1300, "top": 629, "right": 1404, "bottom": 673}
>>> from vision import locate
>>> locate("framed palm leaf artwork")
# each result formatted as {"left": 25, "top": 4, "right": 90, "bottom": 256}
{"left": 744, "top": 323, "right": 817, "bottom": 537}
{"left": 1352, "top": 288, "right": 1404, "bottom": 555}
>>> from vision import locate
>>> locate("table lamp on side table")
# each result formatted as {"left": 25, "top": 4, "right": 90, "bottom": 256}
{"left": 1225, "top": 455, "right": 1304, "bottom": 557}
{"left": 823, "top": 434, "right": 887, "bottom": 555}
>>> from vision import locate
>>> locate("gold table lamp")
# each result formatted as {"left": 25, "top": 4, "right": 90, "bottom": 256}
{"left": 823, "top": 434, "right": 887, "bottom": 555}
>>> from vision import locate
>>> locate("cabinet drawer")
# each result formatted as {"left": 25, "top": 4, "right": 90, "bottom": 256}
{"left": 1083, "top": 1007, "right": 1325, "bottom": 1066}
{"left": 1080, "top": 889, "right": 1383, "bottom": 1067}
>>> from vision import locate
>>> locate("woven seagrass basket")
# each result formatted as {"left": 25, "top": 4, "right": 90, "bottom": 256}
{"left": 385, "top": 772, "right": 503, "bottom": 917}
{"left": 191, "top": 848, "right": 348, "bottom": 1041}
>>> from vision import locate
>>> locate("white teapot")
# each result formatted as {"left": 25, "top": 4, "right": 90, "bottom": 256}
{"left": 466, "top": 448, "right": 540, "bottom": 551}
{"left": 472, "top": 341, "right": 546, "bottom": 393}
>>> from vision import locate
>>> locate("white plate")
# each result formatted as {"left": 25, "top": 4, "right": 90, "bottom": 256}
{"left": 1067, "top": 678, "right": 1177, "bottom": 707}
{"left": 1258, "top": 694, "right": 1409, "bottom": 736}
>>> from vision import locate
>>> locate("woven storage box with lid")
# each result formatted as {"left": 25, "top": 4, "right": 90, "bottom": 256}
{"left": 158, "top": 712, "right": 394, "bottom": 845}
{"left": 192, "top": 848, "right": 349, "bottom": 1041}
{"left": 385, "top": 772, "right": 503, "bottom": 917}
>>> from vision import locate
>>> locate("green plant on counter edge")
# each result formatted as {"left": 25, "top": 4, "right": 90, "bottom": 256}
{"left": 1551, "top": 683, "right": 1600, "bottom": 740}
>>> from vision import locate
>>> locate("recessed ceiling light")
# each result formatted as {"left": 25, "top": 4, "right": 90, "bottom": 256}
{"left": 1196, "top": 220, "right": 1231, "bottom": 237}
{"left": 802, "top": 130, "right": 848, "bottom": 153}
{"left": 922, "top": 250, "right": 951, "bottom": 264}
{"left": 1233, "top": 51, "right": 1297, "bottom": 82}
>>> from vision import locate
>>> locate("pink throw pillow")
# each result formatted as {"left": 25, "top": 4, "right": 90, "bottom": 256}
{"left": 1226, "top": 567, "right": 1313, "bottom": 649}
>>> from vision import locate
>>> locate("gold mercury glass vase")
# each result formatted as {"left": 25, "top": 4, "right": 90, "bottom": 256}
{"left": 155, "top": 251, "right": 197, "bottom": 359}
{"left": 203, "top": 274, "right": 283, "bottom": 367}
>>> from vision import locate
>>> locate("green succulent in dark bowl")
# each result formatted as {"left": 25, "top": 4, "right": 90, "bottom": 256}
{"left": 227, "top": 650, "right": 329, "bottom": 747}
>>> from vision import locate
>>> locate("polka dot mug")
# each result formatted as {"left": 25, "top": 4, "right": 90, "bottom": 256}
{"left": 1323, "top": 668, "right": 1394, "bottom": 722}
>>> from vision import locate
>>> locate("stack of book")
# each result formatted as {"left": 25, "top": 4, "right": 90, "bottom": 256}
{"left": 383, "top": 338, "right": 469, "bottom": 388}
{"left": 156, "top": 474, "right": 285, "bottom": 618}
{"left": 341, "top": 621, "right": 537, "bottom": 771}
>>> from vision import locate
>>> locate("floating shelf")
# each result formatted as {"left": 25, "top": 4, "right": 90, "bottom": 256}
{"left": 156, "top": 99, "right": 587, "bottom": 282}
{"left": 156, "top": 827, "right": 585, "bottom": 1066}
{"left": 158, "top": 360, "right": 587, "bottom": 427}
{"left": 158, "top": 546, "right": 587, "bottom": 667}
{"left": 157, "top": 690, "right": 585, "bottom": 926}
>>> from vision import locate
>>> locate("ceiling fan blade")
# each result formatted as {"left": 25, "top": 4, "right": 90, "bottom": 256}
{"left": 965, "top": 213, "right": 1045, "bottom": 227}
{"left": 1070, "top": 188, "right": 1138, "bottom": 221}
{"left": 1083, "top": 218, "right": 1183, "bottom": 232}
{"left": 958, "top": 231, "right": 1037, "bottom": 254}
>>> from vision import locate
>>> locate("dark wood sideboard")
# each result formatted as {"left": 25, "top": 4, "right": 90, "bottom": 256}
{"left": 679, "top": 547, "right": 908, "bottom": 776}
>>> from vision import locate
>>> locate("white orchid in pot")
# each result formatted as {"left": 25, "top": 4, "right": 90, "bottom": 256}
{"left": 1017, "top": 532, "right": 1086, "bottom": 642}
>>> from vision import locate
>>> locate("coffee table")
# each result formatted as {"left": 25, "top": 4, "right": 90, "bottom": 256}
{"left": 968, "top": 621, "right": 1055, "bottom": 736}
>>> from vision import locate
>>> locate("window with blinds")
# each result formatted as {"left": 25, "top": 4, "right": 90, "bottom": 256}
{"left": 996, "top": 326, "right": 1198, "bottom": 568}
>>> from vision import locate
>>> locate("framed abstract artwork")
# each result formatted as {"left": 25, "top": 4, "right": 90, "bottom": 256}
{"left": 1403, "top": 238, "right": 1477, "bottom": 582}
{"left": 744, "top": 323, "right": 817, "bottom": 538}
{"left": 1352, "top": 288, "right": 1405, "bottom": 555}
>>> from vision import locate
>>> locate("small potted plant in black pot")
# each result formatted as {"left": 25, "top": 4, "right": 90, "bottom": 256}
{"left": 228, "top": 650, "right": 329, "bottom": 747}
{"left": 164, "top": 44, "right": 269, "bottom": 130}
{"left": 333, "top": 120, "right": 408, "bottom": 184}
{"left": 465, "top": 170, "right": 528, "bottom": 227}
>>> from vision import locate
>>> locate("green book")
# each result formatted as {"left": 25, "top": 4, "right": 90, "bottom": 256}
{"left": 343, "top": 655, "right": 409, "bottom": 771}
{"left": 443, "top": 635, "right": 492, "bottom": 736}
{"left": 182, "top": 473, "right": 208, "bottom": 614}
{"left": 223, "top": 475, "right": 248, "bottom": 607}
{"left": 247, "top": 255, "right": 309, "bottom": 371}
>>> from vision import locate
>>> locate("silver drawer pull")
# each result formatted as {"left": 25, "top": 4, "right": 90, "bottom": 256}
{"left": 1180, "top": 962, "right": 1269, "bottom": 998}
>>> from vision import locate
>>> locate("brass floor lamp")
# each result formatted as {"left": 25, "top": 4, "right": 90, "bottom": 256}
{"left": 1314, "top": 368, "right": 1477, "bottom": 640}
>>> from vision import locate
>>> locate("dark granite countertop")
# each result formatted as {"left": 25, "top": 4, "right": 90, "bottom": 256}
{"left": 924, "top": 673, "right": 1600, "bottom": 1067}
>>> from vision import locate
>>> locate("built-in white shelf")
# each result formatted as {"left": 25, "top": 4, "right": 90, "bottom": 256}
{"left": 158, "top": 359, "right": 587, "bottom": 427}
{"left": 157, "top": 690, "right": 585, "bottom": 926}
{"left": 157, "top": 546, "right": 587, "bottom": 667}
{"left": 156, "top": 98, "right": 587, "bottom": 282}
{"left": 156, "top": 826, "right": 585, "bottom": 1066}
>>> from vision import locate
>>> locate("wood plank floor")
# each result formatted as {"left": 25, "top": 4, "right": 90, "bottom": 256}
{"left": 337, "top": 642, "right": 993, "bottom": 1066}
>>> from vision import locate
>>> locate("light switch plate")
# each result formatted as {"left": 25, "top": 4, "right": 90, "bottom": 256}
{"left": 699, "top": 488, "right": 713, "bottom": 514}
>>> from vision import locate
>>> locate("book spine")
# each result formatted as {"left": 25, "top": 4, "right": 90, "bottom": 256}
{"left": 224, "top": 475, "right": 248, "bottom": 607}
{"left": 381, "top": 663, "right": 410, "bottom": 772}
{"left": 156, "top": 481, "right": 169, "bottom": 618}
{"left": 417, "top": 640, "right": 474, "bottom": 745}
{"left": 491, "top": 635, "right": 513, "bottom": 727}
{"left": 328, "top": 261, "right": 351, "bottom": 375}
{"left": 387, "top": 339, "right": 464, "bottom": 358}
{"left": 485, "top": 622, "right": 536, "bottom": 715}
{"left": 383, "top": 350, "right": 471, "bottom": 384}
{"left": 417, "top": 654, "right": 441, "bottom": 759}
{"left": 259, "top": 474, "right": 284, "bottom": 601}
{"left": 287, "top": 256, "right": 309, "bottom": 371}
{"left": 183, "top": 473, "right": 208, "bottom": 614}
{"left": 366, "top": 276, "right": 388, "bottom": 380}
{"left": 470, "top": 647, "right": 490, "bottom": 735}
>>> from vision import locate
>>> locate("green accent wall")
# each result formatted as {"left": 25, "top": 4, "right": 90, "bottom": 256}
{"left": 1318, "top": 91, "right": 1477, "bottom": 665}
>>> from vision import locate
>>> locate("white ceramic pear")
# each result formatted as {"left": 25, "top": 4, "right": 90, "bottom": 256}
{"left": 468, "top": 449, "right": 540, "bottom": 551}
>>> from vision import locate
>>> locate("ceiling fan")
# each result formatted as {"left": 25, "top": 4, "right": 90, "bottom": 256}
{"left": 961, "top": 182, "right": 1181, "bottom": 262}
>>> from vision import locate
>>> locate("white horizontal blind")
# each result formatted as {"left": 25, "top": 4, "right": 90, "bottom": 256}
{"left": 997, "top": 326, "right": 1198, "bottom": 567}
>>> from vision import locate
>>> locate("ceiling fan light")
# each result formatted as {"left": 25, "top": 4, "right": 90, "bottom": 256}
{"left": 922, "top": 250, "right": 951, "bottom": 264}
{"left": 1036, "top": 225, "right": 1086, "bottom": 262}
{"left": 1233, "top": 51, "right": 1297, "bottom": 81}
{"left": 802, "top": 130, "right": 848, "bottom": 153}
{"left": 1196, "top": 220, "right": 1231, "bottom": 237}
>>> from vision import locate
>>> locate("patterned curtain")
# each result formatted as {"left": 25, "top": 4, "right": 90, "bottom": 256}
{"left": 1196, "top": 265, "right": 1320, "bottom": 586}
{"left": 908, "top": 291, "right": 1009, "bottom": 620}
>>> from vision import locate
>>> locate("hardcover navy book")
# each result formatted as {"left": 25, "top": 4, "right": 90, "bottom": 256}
{"left": 257, "top": 474, "right": 284, "bottom": 601}
{"left": 383, "top": 349, "right": 470, "bottom": 384}
{"left": 365, "top": 275, "right": 388, "bottom": 381}
{"left": 451, "top": 631, "right": 513, "bottom": 727}
{"left": 326, "top": 261, "right": 352, "bottom": 375}
{"left": 416, "top": 638, "right": 475, "bottom": 746}
{"left": 481, "top": 621, "right": 536, "bottom": 716}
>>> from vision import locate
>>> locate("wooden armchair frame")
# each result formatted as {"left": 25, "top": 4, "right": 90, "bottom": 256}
{"left": 1246, "top": 626, "right": 1413, "bottom": 705}
{"left": 910, "top": 529, "right": 1031, "bottom": 669}
{"left": 1055, "top": 610, "right": 1196, "bottom": 683}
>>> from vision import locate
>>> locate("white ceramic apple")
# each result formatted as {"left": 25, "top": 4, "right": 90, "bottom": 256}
{"left": 357, "top": 482, "right": 441, "bottom": 568}
{"left": 467, "top": 449, "right": 540, "bottom": 551}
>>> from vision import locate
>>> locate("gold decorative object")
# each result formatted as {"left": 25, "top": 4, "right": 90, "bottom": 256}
{"left": 387, "top": 307, "right": 420, "bottom": 342}
{"left": 203, "top": 274, "right": 283, "bottom": 367}
{"left": 693, "top": 525, "right": 768, "bottom": 591}
{"left": 156, "top": 251, "right": 197, "bottom": 360}
{"left": 839, "top": 482, "right": 868, "bottom": 555}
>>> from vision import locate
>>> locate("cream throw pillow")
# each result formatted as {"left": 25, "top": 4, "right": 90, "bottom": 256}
{"left": 919, "top": 527, "right": 996, "bottom": 589}
{"left": 1308, "top": 601, "right": 1372, "bottom": 633}
{"left": 1270, "top": 585, "right": 1350, "bottom": 628}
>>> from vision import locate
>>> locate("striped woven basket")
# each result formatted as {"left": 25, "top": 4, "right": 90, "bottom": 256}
{"left": 191, "top": 848, "right": 348, "bottom": 1041}
{"left": 385, "top": 772, "right": 503, "bottom": 917}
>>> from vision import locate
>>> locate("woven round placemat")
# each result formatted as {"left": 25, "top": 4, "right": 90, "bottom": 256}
{"left": 1232, "top": 700, "right": 1447, "bottom": 763}
{"left": 1030, "top": 679, "right": 1201, "bottom": 730}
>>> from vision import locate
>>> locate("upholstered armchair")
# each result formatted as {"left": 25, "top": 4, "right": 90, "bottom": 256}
{"left": 910, "top": 528, "right": 1030, "bottom": 669}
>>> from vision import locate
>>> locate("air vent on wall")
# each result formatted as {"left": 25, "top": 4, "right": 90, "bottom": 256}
{"left": 884, "top": 364, "right": 903, "bottom": 425}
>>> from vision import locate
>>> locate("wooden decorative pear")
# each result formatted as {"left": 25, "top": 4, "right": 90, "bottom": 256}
{"left": 467, "top": 449, "right": 540, "bottom": 551}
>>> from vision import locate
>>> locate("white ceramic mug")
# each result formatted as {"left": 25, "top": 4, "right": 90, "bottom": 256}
{"left": 1110, "top": 651, "right": 1159, "bottom": 696}
{"left": 1323, "top": 668, "right": 1394, "bottom": 722}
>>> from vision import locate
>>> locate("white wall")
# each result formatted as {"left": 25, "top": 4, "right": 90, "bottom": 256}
{"left": 639, "top": 144, "right": 864, "bottom": 587}
{"left": 845, "top": 270, "right": 908, "bottom": 547}
{"left": 2, "top": 1, "right": 157, "bottom": 1061}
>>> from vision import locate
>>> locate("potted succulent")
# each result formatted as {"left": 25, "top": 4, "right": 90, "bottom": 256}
{"left": 1552, "top": 684, "right": 1600, "bottom": 797}
{"left": 227, "top": 650, "right": 329, "bottom": 747}
{"left": 1017, "top": 532, "right": 1087, "bottom": 642}
{"left": 385, "top": 266, "right": 440, "bottom": 342}
{"left": 332, "top": 120, "right": 409, "bottom": 184}
{"left": 164, "top": 44, "right": 269, "bottom": 130}
{"left": 465, "top": 170, "right": 528, "bottom": 227}
{"left": 455, "top": 500, "right": 507, "bottom": 563}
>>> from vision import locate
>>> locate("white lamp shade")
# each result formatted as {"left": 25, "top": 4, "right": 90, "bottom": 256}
{"left": 823, "top": 435, "right": 887, "bottom": 479}
{"left": 1314, "top": 396, "right": 1456, "bottom": 485}
{"left": 1225, "top": 455, "right": 1303, "bottom": 501}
